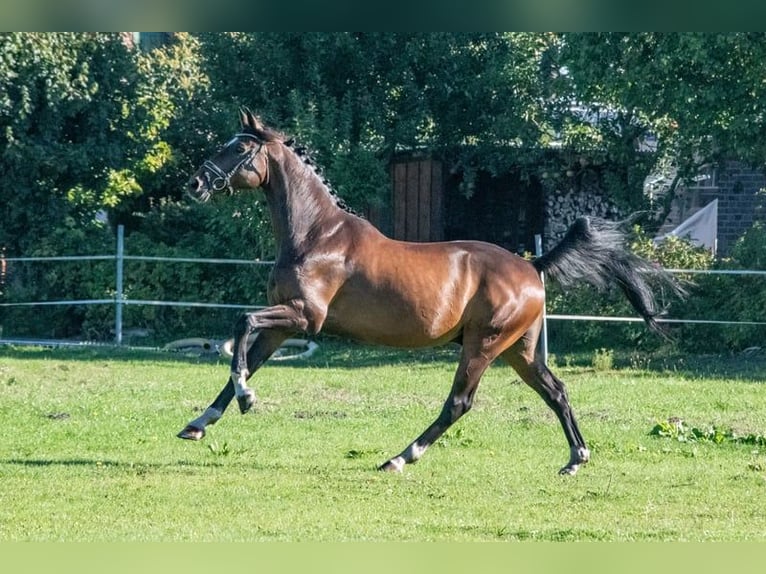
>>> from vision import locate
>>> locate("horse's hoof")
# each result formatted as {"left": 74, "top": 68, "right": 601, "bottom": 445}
{"left": 237, "top": 390, "right": 256, "bottom": 414}
{"left": 559, "top": 446, "right": 590, "bottom": 475}
{"left": 559, "top": 464, "right": 580, "bottom": 476}
{"left": 177, "top": 425, "right": 205, "bottom": 441}
{"left": 378, "top": 458, "right": 404, "bottom": 473}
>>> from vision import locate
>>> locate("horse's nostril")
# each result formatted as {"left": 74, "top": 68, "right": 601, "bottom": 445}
{"left": 188, "top": 177, "right": 201, "bottom": 193}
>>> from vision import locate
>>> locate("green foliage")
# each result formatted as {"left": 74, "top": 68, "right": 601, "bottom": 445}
{"left": 591, "top": 348, "right": 614, "bottom": 371}
{"left": 3, "top": 32, "right": 567, "bottom": 342}
{"left": 546, "top": 228, "right": 711, "bottom": 353}
{"left": 189, "top": 32, "right": 560, "bottom": 211}
{"left": 729, "top": 221, "right": 766, "bottom": 269}
{"left": 0, "top": 221, "right": 115, "bottom": 339}
{"left": 0, "top": 33, "right": 167, "bottom": 253}
{"left": 630, "top": 227, "right": 715, "bottom": 271}
{"left": 548, "top": 221, "right": 766, "bottom": 354}
{"left": 4, "top": 33, "right": 766, "bottom": 345}
{"left": 661, "top": 223, "right": 766, "bottom": 352}
{"left": 650, "top": 418, "right": 766, "bottom": 447}
{"left": 561, "top": 33, "right": 766, "bottom": 179}
{"left": 116, "top": 195, "right": 275, "bottom": 342}
{"left": 0, "top": 194, "right": 276, "bottom": 343}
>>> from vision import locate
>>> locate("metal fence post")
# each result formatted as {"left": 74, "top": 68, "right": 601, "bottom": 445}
{"left": 534, "top": 234, "right": 549, "bottom": 365}
{"left": 115, "top": 225, "right": 124, "bottom": 346}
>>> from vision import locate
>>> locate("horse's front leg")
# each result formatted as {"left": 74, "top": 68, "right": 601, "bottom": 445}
{"left": 230, "top": 303, "right": 311, "bottom": 413}
{"left": 177, "top": 329, "right": 289, "bottom": 441}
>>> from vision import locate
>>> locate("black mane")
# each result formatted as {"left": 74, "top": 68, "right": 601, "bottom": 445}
{"left": 239, "top": 112, "right": 359, "bottom": 216}
{"left": 284, "top": 138, "right": 359, "bottom": 216}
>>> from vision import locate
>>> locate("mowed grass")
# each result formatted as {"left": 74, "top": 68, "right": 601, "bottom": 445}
{"left": 0, "top": 341, "right": 765, "bottom": 541}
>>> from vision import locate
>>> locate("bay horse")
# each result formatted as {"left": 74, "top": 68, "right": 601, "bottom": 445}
{"left": 179, "top": 108, "right": 680, "bottom": 475}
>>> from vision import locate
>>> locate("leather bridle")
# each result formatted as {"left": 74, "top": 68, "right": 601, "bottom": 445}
{"left": 201, "top": 133, "right": 265, "bottom": 193}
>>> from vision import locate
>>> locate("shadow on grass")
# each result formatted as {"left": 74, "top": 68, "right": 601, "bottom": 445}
{"left": 0, "top": 456, "right": 282, "bottom": 472}
{"left": 646, "top": 352, "right": 766, "bottom": 382}
{"left": 1, "top": 455, "right": 378, "bottom": 475}
{"left": 3, "top": 337, "right": 765, "bottom": 381}
{"left": 0, "top": 342, "right": 225, "bottom": 364}
{"left": 302, "top": 338, "right": 461, "bottom": 368}
{"left": 0, "top": 337, "right": 462, "bottom": 369}
{"left": 555, "top": 348, "right": 766, "bottom": 383}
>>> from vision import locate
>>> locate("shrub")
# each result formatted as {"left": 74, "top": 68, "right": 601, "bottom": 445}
{"left": 0, "top": 221, "right": 115, "bottom": 339}
{"left": 116, "top": 195, "right": 275, "bottom": 344}
{"left": 4, "top": 211, "right": 765, "bottom": 351}
{"left": 591, "top": 348, "right": 614, "bottom": 371}
{"left": 0, "top": 195, "right": 276, "bottom": 344}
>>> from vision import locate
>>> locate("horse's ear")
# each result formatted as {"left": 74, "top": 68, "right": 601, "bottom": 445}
{"left": 239, "top": 106, "right": 265, "bottom": 133}
{"left": 239, "top": 106, "right": 251, "bottom": 129}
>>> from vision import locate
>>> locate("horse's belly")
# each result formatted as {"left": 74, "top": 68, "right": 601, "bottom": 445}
{"left": 322, "top": 297, "right": 461, "bottom": 348}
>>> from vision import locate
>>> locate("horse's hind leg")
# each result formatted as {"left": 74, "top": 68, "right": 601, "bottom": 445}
{"left": 501, "top": 328, "right": 590, "bottom": 475}
{"left": 379, "top": 342, "right": 493, "bottom": 472}
{"left": 177, "top": 329, "right": 289, "bottom": 441}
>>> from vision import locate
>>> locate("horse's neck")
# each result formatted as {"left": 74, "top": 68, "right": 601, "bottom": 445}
{"left": 264, "top": 150, "right": 345, "bottom": 257}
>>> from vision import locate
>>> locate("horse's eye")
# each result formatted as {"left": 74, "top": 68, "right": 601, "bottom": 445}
{"left": 236, "top": 143, "right": 247, "bottom": 154}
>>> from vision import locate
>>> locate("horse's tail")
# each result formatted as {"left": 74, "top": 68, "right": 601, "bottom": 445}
{"left": 532, "top": 216, "right": 685, "bottom": 336}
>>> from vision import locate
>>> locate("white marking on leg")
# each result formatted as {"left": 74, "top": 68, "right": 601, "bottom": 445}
{"left": 573, "top": 445, "right": 591, "bottom": 463}
{"left": 188, "top": 407, "right": 222, "bottom": 430}
{"left": 402, "top": 442, "right": 427, "bottom": 464}
{"left": 560, "top": 445, "right": 591, "bottom": 475}
{"left": 385, "top": 456, "right": 406, "bottom": 472}
{"left": 231, "top": 370, "right": 251, "bottom": 398}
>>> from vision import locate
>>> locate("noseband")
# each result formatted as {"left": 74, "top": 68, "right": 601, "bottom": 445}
{"left": 202, "top": 134, "right": 265, "bottom": 193}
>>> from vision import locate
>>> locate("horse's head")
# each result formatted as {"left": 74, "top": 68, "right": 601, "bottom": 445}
{"left": 187, "top": 107, "right": 270, "bottom": 201}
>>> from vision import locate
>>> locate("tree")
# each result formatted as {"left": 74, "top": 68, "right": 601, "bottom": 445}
{"left": 0, "top": 32, "right": 206, "bottom": 254}
{"left": 0, "top": 33, "right": 211, "bottom": 338}
{"left": 189, "top": 33, "right": 558, "bottom": 208}
{"left": 558, "top": 33, "right": 766, "bottom": 213}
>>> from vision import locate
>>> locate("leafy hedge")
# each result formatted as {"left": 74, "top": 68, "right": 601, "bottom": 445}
{"left": 2, "top": 34, "right": 766, "bottom": 349}
{"left": 0, "top": 221, "right": 115, "bottom": 340}
{"left": 1, "top": 194, "right": 275, "bottom": 344}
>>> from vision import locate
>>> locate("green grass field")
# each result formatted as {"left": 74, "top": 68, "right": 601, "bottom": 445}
{"left": 1, "top": 341, "right": 765, "bottom": 541}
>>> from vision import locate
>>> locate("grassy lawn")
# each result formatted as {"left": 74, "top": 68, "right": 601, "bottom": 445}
{"left": 0, "top": 340, "right": 765, "bottom": 541}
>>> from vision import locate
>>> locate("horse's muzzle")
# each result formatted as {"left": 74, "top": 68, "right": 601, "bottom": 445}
{"left": 186, "top": 176, "right": 211, "bottom": 202}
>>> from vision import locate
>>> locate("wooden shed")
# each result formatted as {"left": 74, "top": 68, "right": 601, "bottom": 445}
{"left": 388, "top": 153, "right": 544, "bottom": 254}
{"left": 390, "top": 155, "right": 445, "bottom": 242}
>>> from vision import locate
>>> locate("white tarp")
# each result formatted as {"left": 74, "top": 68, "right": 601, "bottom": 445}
{"left": 654, "top": 198, "right": 718, "bottom": 254}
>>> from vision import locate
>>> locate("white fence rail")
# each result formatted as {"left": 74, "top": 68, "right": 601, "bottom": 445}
{"left": 0, "top": 226, "right": 273, "bottom": 345}
{"left": 2, "top": 226, "right": 766, "bottom": 351}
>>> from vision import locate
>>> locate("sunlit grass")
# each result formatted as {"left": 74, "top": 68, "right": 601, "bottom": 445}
{"left": 1, "top": 342, "right": 765, "bottom": 541}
